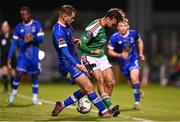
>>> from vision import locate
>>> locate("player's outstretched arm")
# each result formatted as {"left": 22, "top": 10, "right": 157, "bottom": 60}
{"left": 138, "top": 39, "right": 145, "bottom": 61}
{"left": 60, "top": 47, "right": 87, "bottom": 72}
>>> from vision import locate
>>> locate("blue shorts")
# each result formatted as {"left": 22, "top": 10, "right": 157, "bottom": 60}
{"left": 118, "top": 59, "right": 140, "bottom": 80}
{"left": 17, "top": 55, "right": 41, "bottom": 75}
{"left": 59, "top": 65, "right": 84, "bottom": 84}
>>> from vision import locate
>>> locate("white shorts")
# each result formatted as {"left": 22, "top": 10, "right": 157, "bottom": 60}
{"left": 81, "top": 55, "right": 112, "bottom": 71}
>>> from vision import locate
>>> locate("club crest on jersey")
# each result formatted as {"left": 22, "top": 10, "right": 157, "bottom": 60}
{"left": 130, "top": 37, "right": 134, "bottom": 43}
{"left": 58, "top": 38, "right": 65, "bottom": 45}
{"left": 86, "top": 31, "right": 92, "bottom": 38}
{"left": 118, "top": 41, "right": 122, "bottom": 44}
{"left": 32, "top": 26, "right": 36, "bottom": 32}
{"left": 20, "top": 29, "right": 24, "bottom": 33}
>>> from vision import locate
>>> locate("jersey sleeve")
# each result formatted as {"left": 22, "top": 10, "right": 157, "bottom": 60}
{"left": 108, "top": 34, "right": 117, "bottom": 50}
{"left": 78, "top": 30, "right": 93, "bottom": 53}
{"left": 53, "top": 28, "right": 78, "bottom": 66}
{"left": 53, "top": 29, "right": 67, "bottom": 49}
{"left": 8, "top": 25, "right": 19, "bottom": 59}
{"left": 33, "top": 22, "right": 45, "bottom": 43}
{"left": 12, "top": 25, "right": 20, "bottom": 40}
{"left": 133, "top": 30, "right": 142, "bottom": 42}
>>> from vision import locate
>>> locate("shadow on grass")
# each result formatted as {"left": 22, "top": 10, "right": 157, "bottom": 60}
{"left": 5, "top": 104, "right": 34, "bottom": 108}
{"left": 44, "top": 114, "right": 101, "bottom": 121}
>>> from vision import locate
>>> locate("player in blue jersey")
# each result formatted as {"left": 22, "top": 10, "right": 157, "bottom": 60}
{"left": 7, "top": 6, "right": 44, "bottom": 105}
{"left": 51, "top": 5, "right": 111, "bottom": 117}
{"left": 108, "top": 19, "right": 145, "bottom": 109}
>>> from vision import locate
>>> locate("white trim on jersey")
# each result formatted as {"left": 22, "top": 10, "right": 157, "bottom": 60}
{"left": 37, "top": 32, "right": 45, "bottom": 36}
{"left": 13, "top": 35, "right": 19, "bottom": 40}
{"left": 107, "top": 45, "right": 114, "bottom": 50}
{"left": 58, "top": 43, "right": 67, "bottom": 48}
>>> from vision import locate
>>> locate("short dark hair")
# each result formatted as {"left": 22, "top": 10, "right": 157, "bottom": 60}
{"left": 59, "top": 5, "right": 76, "bottom": 16}
{"left": 105, "top": 8, "right": 125, "bottom": 22}
{"left": 20, "top": 6, "right": 31, "bottom": 13}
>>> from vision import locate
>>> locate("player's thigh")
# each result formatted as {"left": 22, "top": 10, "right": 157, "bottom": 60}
{"left": 16, "top": 58, "right": 28, "bottom": 72}
{"left": 130, "top": 68, "right": 140, "bottom": 83}
{"left": 2, "top": 66, "right": 8, "bottom": 75}
{"left": 102, "top": 68, "right": 115, "bottom": 85}
{"left": 75, "top": 73, "right": 93, "bottom": 93}
{"left": 91, "top": 69, "right": 105, "bottom": 88}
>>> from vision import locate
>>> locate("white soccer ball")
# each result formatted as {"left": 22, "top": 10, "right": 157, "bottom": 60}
{"left": 76, "top": 97, "right": 92, "bottom": 114}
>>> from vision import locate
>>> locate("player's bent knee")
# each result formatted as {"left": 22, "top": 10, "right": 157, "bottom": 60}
{"left": 84, "top": 82, "right": 94, "bottom": 94}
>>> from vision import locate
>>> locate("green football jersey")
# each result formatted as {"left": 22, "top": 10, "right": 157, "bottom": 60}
{"left": 79, "top": 19, "right": 107, "bottom": 58}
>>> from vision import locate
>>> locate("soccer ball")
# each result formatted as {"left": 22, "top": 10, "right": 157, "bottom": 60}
{"left": 76, "top": 97, "right": 92, "bottom": 114}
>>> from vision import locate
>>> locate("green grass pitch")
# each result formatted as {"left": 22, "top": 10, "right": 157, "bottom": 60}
{"left": 0, "top": 82, "right": 180, "bottom": 121}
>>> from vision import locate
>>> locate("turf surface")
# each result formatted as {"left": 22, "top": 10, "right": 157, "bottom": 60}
{"left": 0, "top": 82, "right": 180, "bottom": 121}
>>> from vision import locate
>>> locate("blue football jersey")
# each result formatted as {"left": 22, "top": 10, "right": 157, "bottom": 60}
{"left": 109, "top": 30, "right": 141, "bottom": 61}
{"left": 52, "top": 22, "right": 79, "bottom": 67}
{"left": 9, "top": 20, "right": 44, "bottom": 59}
{"left": 108, "top": 29, "right": 141, "bottom": 79}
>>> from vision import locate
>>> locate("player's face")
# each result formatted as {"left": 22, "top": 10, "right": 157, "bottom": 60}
{"left": 20, "top": 10, "right": 31, "bottom": 23}
{"left": 106, "top": 18, "right": 117, "bottom": 28}
{"left": 1, "top": 22, "right": 10, "bottom": 34}
{"left": 63, "top": 12, "right": 76, "bottom": 25}
{"left": 117, "top": 21, "right": 129, "bottom": 35}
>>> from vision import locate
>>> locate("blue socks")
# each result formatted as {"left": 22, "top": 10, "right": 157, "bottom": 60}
{"left": 32, "top": 79, "right": 39, "bottom": 94}
{"left": 87, "top": 91, "right": 106, "bottom": 112}
{"left": 64, "top": 89, "right": 84, "bottom": 107}
{"left": 133, "top": 83, "right": 140, "bottom": 103}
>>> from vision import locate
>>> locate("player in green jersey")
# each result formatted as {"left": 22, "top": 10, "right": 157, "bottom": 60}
{"left": 74, "top": 8, "right": 125, "bottom": 117}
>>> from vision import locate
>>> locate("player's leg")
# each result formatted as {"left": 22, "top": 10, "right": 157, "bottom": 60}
{"left": 7, "top": 71, "right": 24, "bottom": 104}
{"left": 130, "top": 68, "right": 141, "bottom": 109}
{"left": 75, "top": 74, "right": 110, "bottom": 117}
{"left": 99, "top": 56, "right": 120, "bottom": 117}
{"left": 10, "top": 68, "right": 16, "bottom": 90}
{"left": 29, "top": 59, "right": 42, "bottom": 105}
{"left": 7, "top": 58, "right": 27, "bottom": 104}
{"left": 10, "top": 56, "right": 17, "bottom": 89}
{"left": 30, "top": 74, "right": 42, "bottom": 105}
{"left": 52, "top": 67, "right": 110, "bottom": 117}
{"left": 1, "top": 66, "right": 9, "bottom": 93}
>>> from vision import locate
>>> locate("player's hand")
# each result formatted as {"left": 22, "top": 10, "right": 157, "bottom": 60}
{"left": 74, "top": 39, "right": 82, "bottom": 46}
{"left": 139, "top": 53, "right": 145, "bottom": 61}
{"left": 91, "top": 49, "right": 103, "bottom": 55}
{"left": 76, "top": 64, "right": 88, "bottom": 72}
{"left": 25, "top": 34, "right": 33, "bottom": 43}
{"left": 121, "top": 52, "right": 129, "bottom": 59}
{"left": 7, "top": 59, "right": 12, "bottom": 69}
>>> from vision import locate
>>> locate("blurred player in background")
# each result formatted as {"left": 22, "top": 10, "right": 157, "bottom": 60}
{"left": 0, "top": 21, "right": 16, "bottom": 93}
{"left": 7, "top": 6, "right": 45, "bottom": 105}
{"left": 74, "top": 8, "right": 125, "bottom": 117}
{"left": 51, "top": 5, "right": 111, "bottom": 117}
{"left": 108, "top": 19, "right": 145, "bottom": 109}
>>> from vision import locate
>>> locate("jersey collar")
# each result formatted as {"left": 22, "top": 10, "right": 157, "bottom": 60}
{"left": 58, "top": 22, "right": 66, "bottom": 27}
{"left": 119, "top": 30, "right": 129, "bottom": 37}
{"left": 23, "top": 19, "right": 33, "bottom": 26}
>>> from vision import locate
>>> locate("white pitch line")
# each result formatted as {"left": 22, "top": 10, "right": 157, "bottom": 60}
{"left": 17, "top": 93, "right": 153, "bottom": 121}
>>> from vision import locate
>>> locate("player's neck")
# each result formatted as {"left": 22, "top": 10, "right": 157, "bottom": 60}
{"left": 58, "top": 18, "right": 66, "bottom": 27}
{"left": 23, "top": 19, "right": 33, "bottom": 25}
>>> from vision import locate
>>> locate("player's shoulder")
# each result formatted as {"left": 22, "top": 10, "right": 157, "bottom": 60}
{"left": 110, "top": 32, "right": 119, "bottom": 40}
{"left": 129, "top": 29, "right": 138, "bottom": 35}
{"left": 85, "top": 19, "right": 100, "bottom": 31}
{"left": 32, "top": 20, "right": 42, "bottom": 26}
{"left": 53, "top": 23, "right": 66, "bottom": 35}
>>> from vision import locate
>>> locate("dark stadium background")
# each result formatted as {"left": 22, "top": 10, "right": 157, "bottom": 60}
{"left": 1, "top": 0, "right": 180, "bottom": 86}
